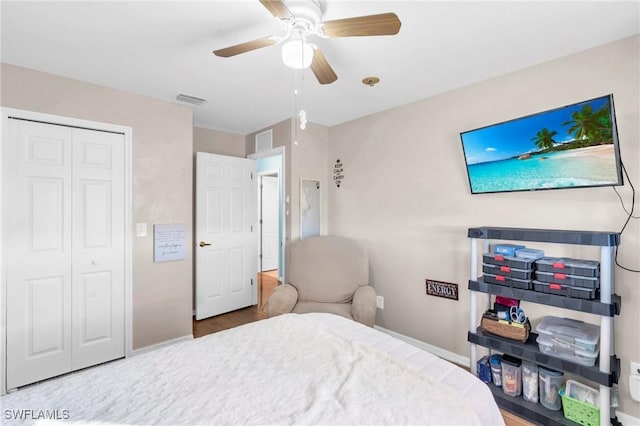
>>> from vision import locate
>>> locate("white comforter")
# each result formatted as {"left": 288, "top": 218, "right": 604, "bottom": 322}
{"left": 1, "top": 313, "right": 504, "bottom": 425}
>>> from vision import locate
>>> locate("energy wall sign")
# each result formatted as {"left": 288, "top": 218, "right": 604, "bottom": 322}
{"left": 425, "top": 279, "right": 459, "bottom": 301}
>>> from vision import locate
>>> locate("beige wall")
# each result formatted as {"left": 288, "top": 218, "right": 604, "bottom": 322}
{"left": 290, "top": 122, "right": 329, "bottom": 241}
{"left": 244, "top": 119, "right": 329, "bottom": 278}
{"left": 194, "top": 126, "right": 245, "bottom": 157}
{"left": 1, "top": 63, "right": 194, "bottom": 350}
{"left": 327, "top": 35, "right": 639, "bottom": 415}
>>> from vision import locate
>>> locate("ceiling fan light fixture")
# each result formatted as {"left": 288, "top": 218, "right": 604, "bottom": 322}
{"left": 281, "top": 35, "right": 313, "bottom": 69}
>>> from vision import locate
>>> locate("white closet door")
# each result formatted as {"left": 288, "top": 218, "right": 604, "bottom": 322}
{"left": 6, "top": 119, "right": 125, "bottom": 389}
{"left": 70, "top": 128, "right": 125, "bottom": 370}
{"left": 6, "top": 120, "right": 74, "bottom": 389}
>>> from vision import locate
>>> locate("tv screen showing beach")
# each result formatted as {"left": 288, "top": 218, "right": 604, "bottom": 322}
{"left": 460, "top": 95, "right": 622, "bottom": 194}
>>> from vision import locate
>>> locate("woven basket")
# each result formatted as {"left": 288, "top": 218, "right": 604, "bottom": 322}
{"left": 481, "top": 312, "right": 530, "bottom": 342}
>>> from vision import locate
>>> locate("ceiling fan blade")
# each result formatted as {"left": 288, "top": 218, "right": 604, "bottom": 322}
{"left": 259, "top": 0, "right": 292, "bottom": 19}
{"left": 323, "top": 12, "right": 401, "bottom": 37}
{"left": 213, "top": 37, "right": 277, "bottom": 58}
{"left": 310, "top": 49, "right": 337, "bottom": 85}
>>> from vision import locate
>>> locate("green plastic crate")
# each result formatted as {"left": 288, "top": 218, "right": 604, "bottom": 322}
{"left": 560, "top": 388, "right": 600, "bottom": 426}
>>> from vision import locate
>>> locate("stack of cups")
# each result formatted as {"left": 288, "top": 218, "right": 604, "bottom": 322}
{"left": 490, "top": 354, "right": 502, "bottom": 386}
{"left": 522, "top": 361, "right": 539, "bottom": 403}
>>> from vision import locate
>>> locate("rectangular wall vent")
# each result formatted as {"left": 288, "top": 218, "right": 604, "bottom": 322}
{"left": 255, "top": 129, "right": 273, "bottom": 153}
{"left": 176, "top": 93, "right": 207, "bottom": 106}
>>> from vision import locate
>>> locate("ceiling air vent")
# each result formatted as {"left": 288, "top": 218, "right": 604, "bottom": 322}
{"left": 176, "top": 93, "right": 207, "bottom": 106}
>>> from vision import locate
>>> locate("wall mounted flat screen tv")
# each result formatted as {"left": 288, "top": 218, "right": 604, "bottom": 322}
{"left": 460, "top": 95, "right": 623, "bottom": 194}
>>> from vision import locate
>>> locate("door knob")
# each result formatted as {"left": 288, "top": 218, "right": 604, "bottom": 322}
{"left": 199, "top": 241, "right": 212, "bottom": 247}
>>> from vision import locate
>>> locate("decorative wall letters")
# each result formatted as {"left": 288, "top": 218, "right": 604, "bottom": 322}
{"left": 333, "top": 159, "right": 344, "bottom": 188}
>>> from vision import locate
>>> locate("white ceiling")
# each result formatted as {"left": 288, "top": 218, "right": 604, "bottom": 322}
{"left": 2, "top": 1, "right": 639, "bottom": 135}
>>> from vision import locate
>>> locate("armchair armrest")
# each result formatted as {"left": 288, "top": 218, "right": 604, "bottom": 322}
{"left": 351, "top": 285, "right": 376, "bottom": 327}
{"left": 267, "top": 284, "right": 298, "bottom": 317}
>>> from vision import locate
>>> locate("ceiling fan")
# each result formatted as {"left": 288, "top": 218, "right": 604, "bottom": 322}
{"left": 213, "top": 0, "right": 401, "bottom": 85}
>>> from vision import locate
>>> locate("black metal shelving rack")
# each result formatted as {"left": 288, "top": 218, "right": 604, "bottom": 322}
{"left": 467, "top": 227, "right": 620, "bottom": 426}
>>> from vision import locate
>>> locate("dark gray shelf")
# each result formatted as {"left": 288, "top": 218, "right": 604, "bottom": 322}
{"left": 468, "top": 227, "right": 620, "bottom": 247}
{"left": 468, "top": 327, "right": 619, "bottom": 386}
{"left": 469, "top": 278, "right": 620, "bottom": 316}
{"left": 468, "top": 226, "right": 620, "bottom": 426}
{"left": 487, "top": 384, "right": 574, "bottom": 426}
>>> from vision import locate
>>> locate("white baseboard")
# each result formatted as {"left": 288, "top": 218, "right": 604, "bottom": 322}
{"left": 617, "top": 411, "right": 640, "bottom": 426}
{"left": 129, "top": 334, "right": 193, "bottom": 357}
{"left": 374, "top": 325, "right": 471, "bottom": 368}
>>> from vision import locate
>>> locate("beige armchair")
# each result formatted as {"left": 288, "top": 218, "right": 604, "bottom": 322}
{"left": 267, "top": 235, "right": 376, "bottom": 327}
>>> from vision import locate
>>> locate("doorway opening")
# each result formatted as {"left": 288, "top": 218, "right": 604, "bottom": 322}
{"left": 249, "top": 147, "right": 285, "bottom": 312}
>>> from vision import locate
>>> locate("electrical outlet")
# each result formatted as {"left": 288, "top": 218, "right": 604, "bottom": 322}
{"left": 631, "top": 361, "right": 640, "bottom": 375}
{"left": 376, "top": 295, "right": 384, "bottom": 309}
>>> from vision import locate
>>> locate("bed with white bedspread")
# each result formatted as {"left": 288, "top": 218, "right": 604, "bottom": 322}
{"left": 1, "top": 313, "right": 504, "bottom": 425}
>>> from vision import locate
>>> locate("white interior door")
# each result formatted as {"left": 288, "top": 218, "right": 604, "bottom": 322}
{"left": 260, "top": 175, "right": 279, "bottom": 271}
{"left": 195, "top": 152, "right": 257, "bottom": 320}
{"left": 5, "top": 119, "right": 125, "bottom": 389}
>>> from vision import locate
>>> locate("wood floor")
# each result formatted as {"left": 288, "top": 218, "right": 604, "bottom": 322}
{"left": 191, "top": 270, "right": 532, "bottom": 426}
{"left": 192, "top": 270, "right": 278, "bottom": 338}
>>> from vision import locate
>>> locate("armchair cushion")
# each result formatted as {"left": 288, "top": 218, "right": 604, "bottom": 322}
{"left": 292, "top": 301, "right": 352, "bottom": 320}
{"left": 288, "top": 236, "right": 369, "bottom": 304}
{"left": 268, "top": 235, "right": 376, "bottom": 327}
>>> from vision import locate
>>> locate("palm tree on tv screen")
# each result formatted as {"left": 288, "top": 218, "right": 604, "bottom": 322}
{"left": 531, "top": 128, "right": 557, "bottom": 151}
{"left": 562, "top": 103, "right": 612, "bottom": 146}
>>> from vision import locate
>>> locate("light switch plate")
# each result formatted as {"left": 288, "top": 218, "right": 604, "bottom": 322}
{"left": 136, "top": 223, "right": 147, "bottom": 237}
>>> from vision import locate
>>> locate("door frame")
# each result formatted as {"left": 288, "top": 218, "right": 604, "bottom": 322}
{"left": 0, "top": 108, "right": 134, "bottom": 395}
{"left": 248, "top": 146, "right": 286, "bottom": 283}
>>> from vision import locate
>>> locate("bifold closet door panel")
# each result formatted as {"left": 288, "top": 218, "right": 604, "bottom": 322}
{"left": 6, "top": 119, "right": 74, "bottom": 389}
{"left": 70, "top": 128, "right": 125, "bottom": 371}
{"left": 5, "top": 119, "right": 126, "bottom": 389}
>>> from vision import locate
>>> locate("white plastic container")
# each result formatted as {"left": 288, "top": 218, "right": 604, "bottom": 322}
{"left": 565, "top": 379, "right": 599, "bottom": 405}
{"left": 536, "top": 316, "right": 600, "bottom": 353}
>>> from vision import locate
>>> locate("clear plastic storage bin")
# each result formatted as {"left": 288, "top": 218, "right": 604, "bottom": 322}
{"left": 536, "top": 316, "right": 600, "bottom": 353}
{"left": 539, "top": 367, "right": 564, "bottom": 410}
{"left": 536, "top": 334, "right": 599, "bottom": 367}
{"left": 501, "top": 355, "right": 522, "bottom": 397}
